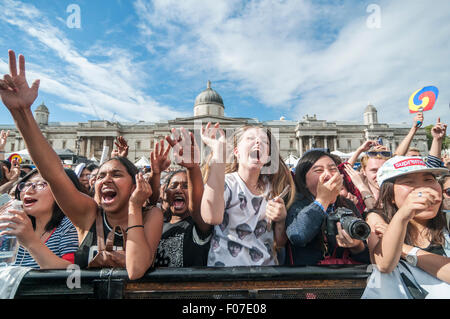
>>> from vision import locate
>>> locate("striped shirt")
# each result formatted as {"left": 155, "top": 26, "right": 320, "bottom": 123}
{"left": 14, "top": 216, "right": 79, "bottom": 269}
{"left": 425, "top": 155, "right": 445, "bottom": 168}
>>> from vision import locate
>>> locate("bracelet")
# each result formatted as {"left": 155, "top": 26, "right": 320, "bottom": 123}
{"left": 0, "top": 151, "right": 5, "bottom": 153}
{"left": 125, "top": 225, "right": 144, "bottom": 233}
{"left": 363, "top": 194, "right": 374, "bottom": 200}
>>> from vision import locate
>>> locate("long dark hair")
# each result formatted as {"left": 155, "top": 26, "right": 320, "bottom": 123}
{"left": 293, "top": 150, "right": 357, "bottom": 214}
{"left": 15, "top": 168, "right": 83, "bottom": 232}
{"left": 294, "top": 150, "right": 334, "bottom": 201}
{"left": 374, "top": 178, "right": 447, "bottom": 246}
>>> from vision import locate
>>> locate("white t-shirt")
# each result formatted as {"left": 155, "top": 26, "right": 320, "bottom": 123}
{"left": 207, "top": 172, "right": 278, "bottom": 267}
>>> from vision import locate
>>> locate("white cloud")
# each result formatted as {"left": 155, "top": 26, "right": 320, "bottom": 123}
{"left": 0, "top": 0, "right": 188, "bottom": 122}
{"left": 134, "top": 0, "right": 450, "bottom": 124}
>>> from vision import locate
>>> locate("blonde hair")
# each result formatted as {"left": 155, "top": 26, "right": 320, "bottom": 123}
{"left": 201, "top": 125, "right": 295, "bottom": 209}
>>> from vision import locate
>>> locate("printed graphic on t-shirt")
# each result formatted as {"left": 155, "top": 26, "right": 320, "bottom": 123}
{"left": 208, "top": 172, "right": 277, "bottom": 267}
{"left": 227, "top": 240, "right": 243, "bottom": 257}
{"left": 236, "top": 223, "right": 252, "bottom": 239}
{"left": 155, "top": 234, "right": 184, "bottom": 267}
{"left": 252, "top": 197, "right": 263, "bottom": 215}
{"left": 238, "top": 191, "right": 247, "bottom": 210}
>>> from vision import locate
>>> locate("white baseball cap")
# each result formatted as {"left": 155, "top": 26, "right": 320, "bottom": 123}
{"left": 377, "top": 156, "right": 448, "bottom": 186}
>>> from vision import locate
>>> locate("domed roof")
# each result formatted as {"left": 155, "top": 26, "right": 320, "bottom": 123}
{"left": 194, "top": 81, "right": 224, "bottom": 107}
{"left": 364, "top": 103, "right": 377, "bottom": 113}
{"left": 36, "top": 102, "right": 49, "bottom": 113}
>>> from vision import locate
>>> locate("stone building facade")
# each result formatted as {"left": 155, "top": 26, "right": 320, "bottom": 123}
{"left": 0, "top": 82, "right": 428, "bottom": 163}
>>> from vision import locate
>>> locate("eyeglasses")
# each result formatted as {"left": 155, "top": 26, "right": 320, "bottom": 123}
{"left": 366, "top": 151, "right": 392, "bottom": 158}
{"left": 18, "top": 181, "right": 48, "bottom": 192}
{"left": 444, "top": 188, "right": 450, "bottom": 197}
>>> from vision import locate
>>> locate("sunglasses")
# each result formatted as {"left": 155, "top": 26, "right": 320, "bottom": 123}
{"left": 366, "top": 151, "right": 392, "bottom": 158}
{"left": 444, "top": 188, "right": 450, "bottom": 197}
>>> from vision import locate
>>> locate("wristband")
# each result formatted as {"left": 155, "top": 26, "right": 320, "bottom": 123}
{"left": 363, "top": 194, "right": 374, "bottom": 201}
{"left": 125, "top": 225, "right": 144, "bottom": 233}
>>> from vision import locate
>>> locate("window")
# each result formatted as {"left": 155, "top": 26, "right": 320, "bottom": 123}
{"left": 289, "top": 140, "right": 294, "bottom": 149}
{"left": 10, "top": 143, "right": 14, "bottom": 151}
{"left": 62, "top": 140, "right": 67, "bottom": 149}
{"left": 347, "top": 139, "right": 352, "bottom": 149}
{"left": 136, "top": 141, "right": 141, "bottom": 150}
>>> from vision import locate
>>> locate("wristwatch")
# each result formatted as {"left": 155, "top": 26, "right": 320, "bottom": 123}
{"left": 405, "top": 247, "right": 420, "bottom": 267}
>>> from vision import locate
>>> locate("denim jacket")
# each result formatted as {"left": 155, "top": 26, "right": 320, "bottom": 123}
{"left": 285, "top": 192, "right": 370, "bottom": 266}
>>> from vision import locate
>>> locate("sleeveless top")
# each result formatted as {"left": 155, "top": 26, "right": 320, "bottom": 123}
{"left": 74, "top": 208, "right": 125, "bottom": 269}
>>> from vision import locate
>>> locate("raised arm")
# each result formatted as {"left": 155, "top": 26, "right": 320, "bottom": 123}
{"left": 126, "top": 173, "right": 163, "bottom": 280}
{"left": 0, "top": 50, "right": 97, "bottom": 231}
{"left": 200, "top": 123, "right": 226, "bottom": 225}
{"left": 428, "top": 117, "right": 447, "bottom": 160}
{"left": 166, "top": 127, "right": 209, "bottom": 233}
{"left": 394, "top": 112, "right": 423, "bottom": 156}
{"left": 348, "top": 140, "right": 378, "bottom": 166}
{"left": 148, "top": 139, "right": 171, "bottom": 205}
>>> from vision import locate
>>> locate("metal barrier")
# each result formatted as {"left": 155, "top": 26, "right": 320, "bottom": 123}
{"left": 15, "top": 265, "right": 370, "bottom": 299}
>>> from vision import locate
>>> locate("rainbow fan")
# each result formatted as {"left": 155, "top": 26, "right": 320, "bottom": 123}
{"left": 408, "top": 86, "right": 439, "bottom": 113}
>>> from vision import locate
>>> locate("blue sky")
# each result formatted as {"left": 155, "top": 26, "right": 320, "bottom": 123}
{"left": 0, "top": 0, "right": 449, "bottom": 126}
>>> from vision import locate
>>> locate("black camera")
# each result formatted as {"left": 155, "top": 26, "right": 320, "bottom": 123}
{"left": 326, "top": 207, "right": 371, "bottom": 241}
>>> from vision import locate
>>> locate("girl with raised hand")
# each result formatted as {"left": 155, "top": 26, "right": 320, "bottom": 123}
{"left": 0, "top": 169, "right": 79, "bottom": 269}
{"left": 201, "top": 122, "right": 295, "bottom": 266}
{"left": 0, "top": 50, "right": 163, "bottom": 279}
{"left": 154, "top": 127, "right": 211, "bottom": 267}
{"left": 363, "top": 156, "right": 450, "bottom": 298}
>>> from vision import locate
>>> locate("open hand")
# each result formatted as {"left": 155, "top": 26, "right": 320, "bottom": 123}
{"left": 111, "top": 136, "right": 129, "bottom": 158}
{"left": 150, "top": 139, "right": 171, "bottom": 174}
{"left": 4, "top": 158, "right": 21, "bottom": 181}
{"left": 0, "top": 130, "right": 10, "bottom": 151}
{"left": 200, "top": 122, "right": 226, "bottom": 164}
{"left": 166, "top": 127, "right": 200, "bottom": 169}
{"left": 129, "top": 173, "right": 152, "bottom": 207}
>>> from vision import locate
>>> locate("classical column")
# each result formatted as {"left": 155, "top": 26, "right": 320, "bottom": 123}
{"left": 309, "top": 137, "right": 313, "bottom": 150}
{"left": 86, "top": 138, "right": 91, "bottom": 159}
{"left": 324, "top": 137, "right": 328, "bottom": 149}
{"left": 14, "top": 137, "right": 20, "bottom": 151}
{"left": 299, "top": 137, "right": 303, "bottom": 157}
{"left": 333, "top": 137, "right": 337, "bottom": 151}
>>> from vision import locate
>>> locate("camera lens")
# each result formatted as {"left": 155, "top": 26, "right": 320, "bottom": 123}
{"left": 349, "top": 220, "right": 371, "bottom": 241}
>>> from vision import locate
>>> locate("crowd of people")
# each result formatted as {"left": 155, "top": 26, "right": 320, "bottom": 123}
{"left": 0, "top": 50, "right": 449, "bottom": 298}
